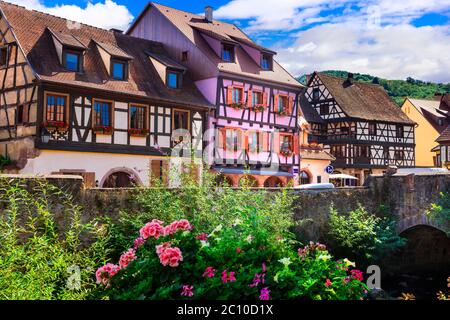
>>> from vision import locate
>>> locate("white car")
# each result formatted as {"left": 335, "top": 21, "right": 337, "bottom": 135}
{"left": 294, "top": 183, "right": 335, "bottom": 189}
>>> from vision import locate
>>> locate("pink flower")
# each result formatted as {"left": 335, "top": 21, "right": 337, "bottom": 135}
{"left": 163, "top": 219, "right": 193, "bottom": 236}
{"left": 119, "top": 248, "right": 137, "bottom": 269}
{"left": 250, "top": 273, "right": 265, "bottom": 288}
{"left": 203, "top": 267, "right": 216, "bottom": 278}
{"left": 221, "top": 270, "right": 236, "bottom": 283}
{"left": 259, "top": 287, "right": 270, "bottom": 300}
{"left": 325, "top": 279, "right": 333, "bottom": 287}
{"left": 95, "top": 263, "right": 121, "bottom": 287}
{"left": 176, "top": 219, "right": 192, "bottom": 231}
{"left": 350, "top": 269, "right": 364, "bottom": 282}
{"left": 196, "top": 233, "right": 208, "bottom": 241}
{"left": 262, "top": 262, "right": 266, "bottom": 273}
{"left": 163, "top": 223, "right": 178, "bottom": 236}
{"left": 181, "top": 285, "right": 194, "bottom": 297}
{"left": 140, "top": 220, "right": 164, "bottom": 240}
{"left": 133, "top": 236, "right": 145, "bottom": 249}
{"left": 158, "top": 246, "right": 183, "bottom": 267}
{"left": 156, "top": 242, "right": 171, "bottom": 255}
{"left": 236, "top": 247, "right": 241, "bottom": 254}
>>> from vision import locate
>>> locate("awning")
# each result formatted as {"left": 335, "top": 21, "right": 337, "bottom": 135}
{"left": 431, "top": 145, "right": 440, "bottom": 152}
{"left": 329, "top": 173, "right": 358, "bottom": 180}
{"left": 212, "top": 167, "right": 293, "bottom": 177}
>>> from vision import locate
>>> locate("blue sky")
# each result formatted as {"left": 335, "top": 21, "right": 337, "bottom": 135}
{"left": 6, "top": 0, "right": 450, "bottom": 82}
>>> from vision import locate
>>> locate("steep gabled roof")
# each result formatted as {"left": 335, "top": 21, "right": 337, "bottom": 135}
{"left": 315, "top": 72, "right": 415, "bottom": 125}
{"left": 128, "top": 2, "right": 302, "bottom": 88}
{"left": 0, "top": 1, "right": 210, "bottom": 108}
{"left": 436, "top": 124, "right": 450, "bottom": 143}
{"left": 406, "top": 97, "right": 448, "bottom": 132}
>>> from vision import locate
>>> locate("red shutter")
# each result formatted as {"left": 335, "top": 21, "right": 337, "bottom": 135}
{"left": 288, "top": 96, "right": 294, "bottom": 114}
{"left": 226, "top": 86, "right": 233, "bottom": 105}
{"left": 247, "top": 90, "right": 253, "bottom": 108}
{"left": 273, "top": 132, "right": 280, "bottom": 153}
{"left": 243, "top": 130, "right": 249, "bottom": 151}
{"left": 262, "top": 92, "right": 268, "bottom": 107}
{"left": 293, "top": 134, "right": 299, "bottom": 155}
{"left": 217, "top": 128, "right": 226, "bottom": 150}
{"left": 273, "top": 94, "right": 279, "bottom": 112}
{"left": 239, "top": 88, "right": 245, "bottom": 104}
{"left": 262, "top": 132, "right": 269, "bottom": 152}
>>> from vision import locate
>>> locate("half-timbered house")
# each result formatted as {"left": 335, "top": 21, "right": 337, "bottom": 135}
{"left": 127, "top": 3, "right": 303, "bottom": 187}
{"left": 0, "top": 1, "right": 210, "bottom": 187}
{"left": 303, "top": 72, "right": 416, "bottom": 185}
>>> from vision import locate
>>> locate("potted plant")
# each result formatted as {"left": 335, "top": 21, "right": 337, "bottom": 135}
{"left": 43, "top": 120, "right": 69, "bottom": 132}
{"left": 128, "top": 128, "right": 149, "bottom": 137}
{"left": 93, "top": 125, "right": 114, "bottom": 134}
{"left": 251, "top": 105, "right": 266, "bottom": 112}
{"left": 279, "top": 148, "right": 293, "bottom": 157}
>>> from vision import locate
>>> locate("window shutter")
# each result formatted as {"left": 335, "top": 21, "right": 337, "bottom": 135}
{"left": 247, "top": 90, "right": 253, "bottom": 108}
{"left": 262, "top": 92, "right": 268, "bottom": 107}
{"left": 288, "top": 96, "right": 294, "bottom": 114}
{"left": 293, "top": 134, "right": 299, "bottom": 155}
{"left": 262, "top": 132, "right": 269, "bottom": 152}
{"left": 226, "top": 86, "right": 233, "bottom": 105}
{"left": 273, "top": 94, "right": 279, "bottom": 112}
{"left": 239, "top": 88, "right": 245, "bottom": 104}
{"left": 273, "top": 132, "right": 280, "bottom": 153}
{"left": 217, "top": 128, "right": 226, "bottom": 150}
{"left": 244, "top": 131, "right": 249, "bottom": 150}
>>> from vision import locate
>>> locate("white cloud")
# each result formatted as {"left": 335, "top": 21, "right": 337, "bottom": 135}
{"left": 5, "top": 0, "right": 134, "bottom": 30}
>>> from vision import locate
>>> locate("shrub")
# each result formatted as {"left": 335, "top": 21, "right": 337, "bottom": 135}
{"left": 98, "top": 206, "right": 367, "bottom": 300}
{"left": 0, "top": 179, "right": 109, "bottom": 300}
{"left": 427, "top": 192, "right": 450, "bottom": 235}
{"left": 328, "top": 205, "right": 406, "bottom": 264}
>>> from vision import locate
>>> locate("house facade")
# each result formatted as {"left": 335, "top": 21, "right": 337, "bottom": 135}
{"left": 303, "top": 72, "right": 416, "bottom": 186}
{"left": 0, "top": 2, "right": 210, "bottom": 187}
{"left": 127, "top": 3, "right": 303, "bottom": 187}
{"left": 401, "top": 95, "right": 449, "bottom": 167}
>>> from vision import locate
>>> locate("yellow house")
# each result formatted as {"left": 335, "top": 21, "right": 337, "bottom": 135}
{"left": 401, "top": 96, "right": 449, "bottom": 167}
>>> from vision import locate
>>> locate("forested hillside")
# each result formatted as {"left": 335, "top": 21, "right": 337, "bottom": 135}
{"left": 298, "top": 71, "right": 450, "bottom": 105}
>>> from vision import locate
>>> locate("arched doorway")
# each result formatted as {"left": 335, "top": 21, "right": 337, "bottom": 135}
{"left": 264, "top": 176, "right": 284, "bottom": 187}
{"left": 299, "top": 170, "right": 311, "bottom": 185}
{"left": 238, "top": 175, "right": 258, "bottom": 187}
{"left": 215, "top": 174, "right": 234, "bottom": 187}
{"left": 101, "top": 168, "right": 142, "bottom": 188}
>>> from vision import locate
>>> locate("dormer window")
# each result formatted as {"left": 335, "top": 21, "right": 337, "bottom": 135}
{"left": 167, "top": 70, "right": 181, "bottom": 89}
{"left": 63, "top": 49, "right": 82, "bottom": 72}
{"left": 261, "top": 54, "right": 272, "bottom": 70}
{"left": 111, "top": 59, "right": 127, "bottom": 80}
{"left": 222, "top": 44, "right": 234, "bottom": 62}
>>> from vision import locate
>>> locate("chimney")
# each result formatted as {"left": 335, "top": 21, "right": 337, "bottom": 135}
{"left": 347, "top": 72, "right": 354, "bottom": 82}
{"left": 110, "top": 28, "right": 123, "bottom": 34}
{"left": 205, "top": 6, "right": 213, "bottom": 23}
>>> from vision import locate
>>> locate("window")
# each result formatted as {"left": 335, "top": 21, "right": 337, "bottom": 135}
{"left": 45, "top": 93, "right": 67, "bottom": 123}
{"left": 317, "top": 176, "right": 322, "bottom": 183}
{"left": 167, "top": 71, "right": 181, "bottom": 89}
{"left": 355, "top": 145, "right": 370, "bottom": 158}
{"left": 63, "top": 50, "right": 81, "bottom": 72}
{"left": 277, "top": 95, "right": 288, "bottom": 113}
{"left": 299, "top": 171, "right": 310, "bottom": 185}
{"left": 369, "top": 123, "right": 377, "bottom": 135}
{"left": 232, "top": 87, "right": 243, "bottom": 104}
{"left": 341, "top": 127, "right": 349, "bottom": 135}
{"left": 172, "top": 109, "right": 190, "bottom": 131}
{"left": 438, "top": 118, "right": 444, "bottom": 126}
{"left": 383, "top": 146, "right": 390, "bottom": 160}
{"left": 261, "top": 54, "right": 272, "bottom": 70}
{"left": 112, "top": 60, "right": 127, "bottom": 80}
{"left": 225, "top": 129, "right": 241, "bottom": 151}
{"left": 93, "top": 100, "right": 112, "bottom": 127}
{"left": 129, "top": 105, "right": 146, "bottom": 130}
{"left": 319, "top": 104, "right": 329, "bottom": 115}
{"left": 0, "top": 46, "right": 8, "bottom": 68}
{"left": 396, "top": 125, "right": 404, "bottom": 138}
{"left": 222, "top": 44, "right": 234, "bottom": 62}
{"left": 248, "top": 131, "right": 261, "bottom": 153}
{"left": 181, "top": 51, "right": 189, "bottom": 62}
{"left": 331, "top": 145, "right": 346, "bottom": 158}
{"left": 394, "top": 149, "right": 404, "bottom": 161}
{"left": 17, "top": 104, "right": 28, "bottom": 125}
{"left": 312, "top": 88, "right": 320, "bottom": 101}
{"left": 252, "top": 91, "right": 263, "bottom": 107}
{"left": 280, "top": 134, "right": 293, "bottom": 152}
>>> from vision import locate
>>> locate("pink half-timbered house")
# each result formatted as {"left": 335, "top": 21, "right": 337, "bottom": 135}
{"left": 128, "top": 3, "right": 303, "bottom": 187}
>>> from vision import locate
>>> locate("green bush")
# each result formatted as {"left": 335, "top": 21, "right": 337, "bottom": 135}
{"left": 427, "top": 192, "right": 450, "bottom": 235}
{"left": 0, "top": 179, "right": 109, "bottom": 300}
{"left": 100, "top": 205, "right": 367, "bottom": 300}
{"left": 328, "top": 205, "right": 406, "bottom": 264}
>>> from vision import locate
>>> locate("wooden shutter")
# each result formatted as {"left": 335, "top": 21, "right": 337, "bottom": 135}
{"left": 244, "top": 131, "right": 249, "bottom": 151}
{"left": 288, "top": 96, "right": 294, "bottom": 114}
{"left": 262, "top": 92, "right": 268, "bottom": 107}
{"left": 293, "top": 135, "right": 299, "bottom": 155}
{"left": 273, "top": 132, "right": 280, "bottom": 153}
{"left": 273, "top": 94, "right": 279, "bottom": 112}
{"left": 217, "top": 128, "right": 226, "bottom": 150}
{"left": 262, "top": 132, "right": 270, "bottom": 152}
{"left": 226, "top": 86, "right": 233, "bottom": 105}
{"left": 247, "top": 90, "right": 253, "bottom": 108}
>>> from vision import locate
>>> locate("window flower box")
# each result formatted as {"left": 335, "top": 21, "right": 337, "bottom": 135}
{"left": 277, "top": 110, "right": 289, "bottom": 116}
{"left": 43, "top": 121, "right": 68, "bottom": 132}
{"left": 93, "top": 125, "right": 113, "bottom": 135}
{"left": 229, "top": 102, "right": 245, "bottom": 110}
{"left": 251, "top": 105, "right": 266, "bottom": 112}
{"left": 128, "top": 128, "right": 149, "bottom": 137}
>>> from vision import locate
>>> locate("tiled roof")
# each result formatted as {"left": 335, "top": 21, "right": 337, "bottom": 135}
{"left": 436, "top": 124, "right": 450, "bottom": 142}
{"left": 47, "top": 28, "right": 86, "bottom": 49}
{"left": 0, "top": 1, "right": 210, "bottom": 108}
{"left": 298, "top": 93, "right": 324, "bottom": 123}
{"left": 300, "top": 148, "right": 335, "bottom": 161}
{"left": 136, "top": 3, "right": 302, "bottom": 88}
{"left": 316, "top": 73, "right": 415, "bottom": 125}
{"left": 407, "top": 98, "right": 448, "bottom": 132}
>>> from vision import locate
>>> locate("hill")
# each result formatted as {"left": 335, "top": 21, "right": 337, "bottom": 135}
{"left": 298, "top": 70, "right": 450, "bottom": 105}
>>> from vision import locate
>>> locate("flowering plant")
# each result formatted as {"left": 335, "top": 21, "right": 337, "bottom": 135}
{"left": 229, "top": 102, "right": 245, "bottom": 110}
{"left": 279, "top": 148, "right": 293, "bottom": 157}
{"left": 93, "top": 125, "right": 113, "bottom": 134}
{"left": 96, "top": 207, "right": 367, "bottom": 300}
{"left": 251, "top": 105, "right": 266, "bottom": 112}
{"left": 128, "top": 128, "right": 149, "bottom": 136}
{"left": 43, "top": 120, "right": 68, "bottom": 131}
